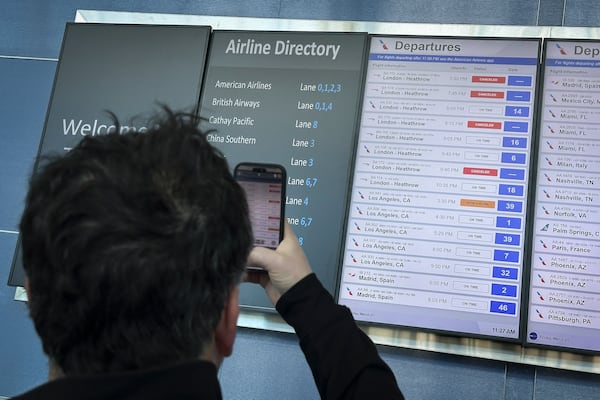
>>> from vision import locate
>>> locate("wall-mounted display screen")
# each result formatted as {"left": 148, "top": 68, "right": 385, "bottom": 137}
{"left": 526, "top": 39, "right": 600, "bottom": 353}
{"left": 338, "top": 36, "right": 541, "bottom": 340}
{"left": 8, "top": 23, "right": 211, "bottom": 287}
{"left": 199, "top": 31, "right": 368, "bottom": 309}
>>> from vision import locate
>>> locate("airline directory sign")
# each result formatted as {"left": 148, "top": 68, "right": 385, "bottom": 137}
{"left": 526, "top": 40, "right": 600, "bottom": 352}
{"left": 338, "top": 36, "right": 541, "bottom": 340}
{"left": 199, "top": 31, "right": 368, "bottom": 309}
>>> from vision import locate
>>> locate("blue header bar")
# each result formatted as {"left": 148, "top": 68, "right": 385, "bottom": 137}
{"left": 546, "top": 58, "right": 600, "bottom": 68}
{"left": 370, "top": 53, "right": 538, "bottom": 65}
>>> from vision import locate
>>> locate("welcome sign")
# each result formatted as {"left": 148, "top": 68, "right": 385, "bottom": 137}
{"left": 8, "top": 23, "right": 211, "bottom": 286}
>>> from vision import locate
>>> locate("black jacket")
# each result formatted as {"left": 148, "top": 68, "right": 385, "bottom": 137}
{"left": 10, "top": 361, "right": 221, "bottom": 400}
{"left": 12, "top": 274, "right": 403, "bottom": 400}
{"left": 277, "top": 274, "right": 404, "bottom": 400}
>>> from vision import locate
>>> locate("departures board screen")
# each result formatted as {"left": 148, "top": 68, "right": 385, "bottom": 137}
{"left": 338, "top": 36, "right": 541, "bottom": 340}
{"left": 526, "top": 39, "right": 600, "bottom": 353}
{"left": 199, "top": 31, "right": 368, "bottom": 309}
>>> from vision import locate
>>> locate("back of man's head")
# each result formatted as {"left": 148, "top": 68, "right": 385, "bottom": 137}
{"left": 19, "top": 109, "right": 252, "bottom": 375}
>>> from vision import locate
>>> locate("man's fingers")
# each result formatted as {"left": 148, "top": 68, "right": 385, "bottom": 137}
{"left": 247, "top": 246, "right": 275, "bottom": 272}
{"left": 282, "top": 221, "right": 296, "bottom": 241}
{"left": 244, "top": 269, "right": 270, "bottom": 287}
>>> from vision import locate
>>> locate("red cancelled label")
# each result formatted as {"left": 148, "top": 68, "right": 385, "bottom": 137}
{"left": 470, "top": 90, "right": 505, "bottom": 99}
{"left": 472, "top": 76, "right": 506, "bottom": 84}
{"left": 463, "top": 167, "right": 499, "bottom": 176}
{"left": 467, "top": 121, "right": 502, "bottom": 129}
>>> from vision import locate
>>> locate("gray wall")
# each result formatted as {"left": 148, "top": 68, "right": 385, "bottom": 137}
{"left": 2, "top": 1, "right": 600, "bottom": 398}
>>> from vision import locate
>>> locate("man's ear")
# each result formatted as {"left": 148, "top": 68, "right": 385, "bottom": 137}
{"left": 24, "top": 278, "right": 31, "bottom": 299}
{"left": 214, "top": 286, "right": 240, "bottom": 358}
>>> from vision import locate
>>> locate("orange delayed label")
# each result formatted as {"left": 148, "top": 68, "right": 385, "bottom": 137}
{"left": 460, "top": 199, "right": 496, "bottom": 208}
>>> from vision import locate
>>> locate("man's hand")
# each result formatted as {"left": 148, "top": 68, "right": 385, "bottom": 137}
{"left": 245, "top": 222, "right": 312, "bottom": 305}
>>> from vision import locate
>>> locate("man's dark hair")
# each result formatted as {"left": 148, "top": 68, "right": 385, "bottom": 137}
{"left": 19, "top": 109, "right": 253, "bottom": 375}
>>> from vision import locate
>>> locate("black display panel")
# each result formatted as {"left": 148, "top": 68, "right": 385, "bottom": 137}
{"left": 8, "top": 23, "right": 211, "bottom": 286}
{"left": 526, "top": 39, "right": 600, "bottom": 353}
{"left": 199, "top": 31, "right": 368, "bottom": 309}
{"left": 338, "top": 36, "right": 541, "bottom": 340}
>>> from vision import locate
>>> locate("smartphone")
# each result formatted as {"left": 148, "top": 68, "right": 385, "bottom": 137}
{"left": 234, "top": 162, "right": 286, "bottom": 251}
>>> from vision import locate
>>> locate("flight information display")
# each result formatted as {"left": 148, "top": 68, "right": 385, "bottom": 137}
{"left": 199, "top": 31, "right": 368, "bottom": 309}
{"left": 338, "top": 36, "right": 541, "bottom": 340}
{"left": 526, "top": 39, "right": 600, "bottom": 353}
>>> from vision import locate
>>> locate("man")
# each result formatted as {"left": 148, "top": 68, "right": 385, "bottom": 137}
{"left": 13, "top": 109, "right": 404, "bottom": 399}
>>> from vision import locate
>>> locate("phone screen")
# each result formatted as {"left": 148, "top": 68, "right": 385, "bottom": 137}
{"left": 234, "top": 163, "right": 286, "bottom": 249}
